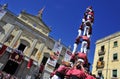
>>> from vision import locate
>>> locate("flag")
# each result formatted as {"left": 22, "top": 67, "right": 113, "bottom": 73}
{"left": 47, "top": 42, "right": 62, "bottom": 67}
{"left": 27, "top": 59, "right": 33, "bottom": 69}
{"left": 0, "top": 44, "right": 7, "bottom": 56}
{"left": 63, "top": 49, "right": 72, "bottom": 62}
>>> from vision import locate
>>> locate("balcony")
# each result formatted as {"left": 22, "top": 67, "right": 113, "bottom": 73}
{"left": 98, "top": 50, "right": 105, "bottom": 56}
{"left": 6, "top": 47, "right": 13, "bottom": 53}
{"left": 96, "top": 61, "right": 104, "bottom": 69}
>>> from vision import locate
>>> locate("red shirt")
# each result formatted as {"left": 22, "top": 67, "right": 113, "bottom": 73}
{"left": 85, "top": 74, "right": 96, "bottom": 79}
{"left": 66, "top": 67, "right": 86, "bottom": 78}
{"left": 77, "top": 53, "right": 88, "bottom": 64}
{"left": 56, "top": 65, "right": 69, "bottom": 75}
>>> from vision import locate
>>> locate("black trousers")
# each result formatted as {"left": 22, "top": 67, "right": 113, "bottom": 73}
{"left": 56, "top": 72, "right": 64, "bottom": 79}
{"left": 70, "top": 75, "right": 85, "bottom": 79}
{"left": 71, "top": 75, "right": 79, "bottom": 79}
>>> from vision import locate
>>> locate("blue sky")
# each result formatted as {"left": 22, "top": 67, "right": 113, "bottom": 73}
{"left": 1, "top": 0, "right": 120, "bottom": 71}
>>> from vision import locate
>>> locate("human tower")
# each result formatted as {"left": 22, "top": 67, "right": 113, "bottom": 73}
{"left": 50, "top": 6, "right": 95, "bottom": 79}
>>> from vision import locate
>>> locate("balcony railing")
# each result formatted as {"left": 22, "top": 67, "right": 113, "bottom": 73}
{"left": 96, "top": 61, "right": 104, "bottom": 69}
{"left": 98, "top": 50, "right": 105, "bottom": 56}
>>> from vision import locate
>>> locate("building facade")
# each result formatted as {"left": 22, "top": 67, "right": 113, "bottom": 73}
{"left": 92, "top": 32, "right": 120, "bottom": 79}
{"left": 0, "top": 4, "right": 70, "bottom": 79}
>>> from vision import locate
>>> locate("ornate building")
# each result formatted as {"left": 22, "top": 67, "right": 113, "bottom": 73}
{"left": 0, "top": 4, "right": 70, "bottom": 79}
{"left": 92, "top": 32, "right": 120, "bottom": 79}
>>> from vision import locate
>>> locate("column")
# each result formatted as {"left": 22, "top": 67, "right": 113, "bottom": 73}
{"left": 28, "top": 39, "right": 37, "bottom": 57}
{"left": 0, "top": 26, "right": 4, "bottom": 37}
{"left": 10, "top": 30, "right": 22, "bottom": 48}
{"left": 1, "top": 23, "right": 14, "bottom": 43}
{"left": 35, "top": 43, "right": 45, "bottom": 60}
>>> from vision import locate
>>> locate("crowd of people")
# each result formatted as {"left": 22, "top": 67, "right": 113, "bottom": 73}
{"left": 49, "top": 53, "right": 96, "bottom": 79}
{"left": 0, "top": 71, "right": 18, "bottom": 79}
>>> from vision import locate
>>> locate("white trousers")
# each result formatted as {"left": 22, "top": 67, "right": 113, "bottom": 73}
{"left": 80, "top": 41, "right": 88, "bottom": 54}
{"left": 51, "top": 75, "right": 61, "bottom": 79}
{"left": 83, "top": 26, "right": 91, "bottom": 38}
{"left": 72, "top": 43, "right": 77, "bottom": 54}
{"left": 78, "top": 29, "right": 82, "bottom": 37}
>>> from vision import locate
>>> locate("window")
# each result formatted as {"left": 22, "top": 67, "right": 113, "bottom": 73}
{"left": 33, "top": 23, "right": 37, "bottom": 27}
{"left": 113, "top": 53, "right": 118, "bottom": 60}
{"left": 5, "top": 35, "right": 14, "bottom": 43}
{"left": 18, "top": 43, "right": 26, "bottom": 52}
{"left": 98, "top": 70, "right": 102, "bottom": 77}
{"left": 114, "top": 41, "right": 118, "bottom": 47}
{"left": 32, "top": 48, "right": 38, "bottom": 56}
{"left": 112, "top": 70, "right": 117, "bottom": 77}
{"left": 21, "top": 16, "right": 27, "bottom": 21}
{"left": 101, "top": 45, "right": 105, "bottom": 52}
{"left": 99, "top": 57, "right": 104, "bottom": 61}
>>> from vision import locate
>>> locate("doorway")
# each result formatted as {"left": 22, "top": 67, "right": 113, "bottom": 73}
{"left": 18, "top": 43, "right": 26, "bottom": 52}
{"left": 41, "top": 56, "right": 48, "bottom": 65}
{"left": 3, "top": 60, "right": 19, "bottom": 75}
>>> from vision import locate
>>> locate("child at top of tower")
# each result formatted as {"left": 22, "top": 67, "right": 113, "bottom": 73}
{"left": 86, "top": 6, "right": 93, "bottom": 12}
{"left": 83, "top": 6, "right": 94, "bottom": 24}
{"left": 85, "top": 6, "right": 94, "bottom": 16}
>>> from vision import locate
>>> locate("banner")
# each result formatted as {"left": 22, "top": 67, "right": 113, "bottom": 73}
{"left": 27, "top": 59, "right": 33, "bottom": 69}
{"left": 0, "top": 44, "right": 7, "bottom": 56}
{"left": 0, "top": 6, "right": 7, "bottom": 20}
{"left": 9, "top": 52, "right": 23, "bottom": 64}
{"left": 47, "top": 42, "right": 62, "bottom": 67}
{"left": 63, "top": 49, "right": 72, "bottom": 62}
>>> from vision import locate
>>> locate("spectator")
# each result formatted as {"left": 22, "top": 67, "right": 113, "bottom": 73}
{"left": 39, "top": 63, "right": 44, "bottom": 74}
{"left": 4, "top": 73, "right": 11, "bottom": 79}
{"left": 39, "top": 63, "right": 45, "bottom": 78}
{"left": 0, "top": 71, "right": 3, "bottom": 79}
{"left": 10, "top": 76, "right": 15, "bottom": 79}
{"left": 35, "top": 74, "right": 41, "bottom": 79}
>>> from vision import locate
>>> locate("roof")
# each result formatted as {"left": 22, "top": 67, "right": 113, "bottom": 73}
{"left": 96, "top": 32, "right": 120, "bottom": 44}
{"left": 20, "top": 10, "right": 51, "bottom": 32}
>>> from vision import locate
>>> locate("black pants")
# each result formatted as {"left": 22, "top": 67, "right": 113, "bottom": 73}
{"left": 71, "top": 75, "right": 79, "bottom": 79}
{"left": 56, "top": 72, "right": 64, "bottom": 79}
